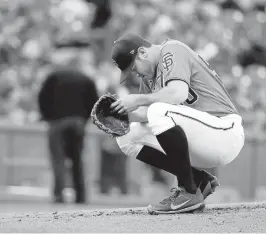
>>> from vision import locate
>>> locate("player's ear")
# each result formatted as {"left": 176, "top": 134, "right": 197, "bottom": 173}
{"left": 137, "top": 47, "right": 147, "bottom": 59}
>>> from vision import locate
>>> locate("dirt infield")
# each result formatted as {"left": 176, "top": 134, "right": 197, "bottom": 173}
{"left": 0, "top": 202, "right": 265, "bottom": 233}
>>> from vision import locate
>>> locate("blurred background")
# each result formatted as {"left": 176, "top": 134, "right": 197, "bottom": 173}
{"left": 0, "top": 0, "right": 265, "bottom": 213}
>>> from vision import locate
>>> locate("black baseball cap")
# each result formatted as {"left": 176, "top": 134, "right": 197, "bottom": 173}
{"left": 111, "top": 33, "right": 150, "bottom": 83}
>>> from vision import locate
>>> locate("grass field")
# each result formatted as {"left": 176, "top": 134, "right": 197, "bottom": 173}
{"left": 0, "top": 202, "right": 265, "bottom": 233}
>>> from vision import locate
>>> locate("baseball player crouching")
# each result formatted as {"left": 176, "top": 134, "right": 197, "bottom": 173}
{"left": 110, "top": 33, "right": 245, "bottom": 214}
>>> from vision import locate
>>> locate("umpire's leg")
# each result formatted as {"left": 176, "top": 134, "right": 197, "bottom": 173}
{"left": 48, "top": 121, "right": 66, "bottom": 203}
{"left": 64, "top": 117, "right": 87, "bottom": 204}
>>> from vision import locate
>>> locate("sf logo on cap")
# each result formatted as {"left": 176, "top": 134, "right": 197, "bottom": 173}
{"left": 162, "top": 52, "right": 173, "bottom": 71}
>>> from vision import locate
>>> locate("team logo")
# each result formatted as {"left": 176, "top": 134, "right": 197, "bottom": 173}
{"left": 162, "top": 52, "right": 173, "bottom": 71}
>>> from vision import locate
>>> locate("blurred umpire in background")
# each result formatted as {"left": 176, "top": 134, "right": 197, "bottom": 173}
{"left": 38, "top": 59, "right": 98, "bottom": 204}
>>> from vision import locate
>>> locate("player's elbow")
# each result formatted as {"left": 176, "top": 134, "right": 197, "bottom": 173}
{"left": 172, "top": 90, "right": 188, "bottom": 104}
{"left": 168, "top": 86, "right": 188, "bottom": 105}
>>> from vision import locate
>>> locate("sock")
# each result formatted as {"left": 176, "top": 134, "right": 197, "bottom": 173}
{"left": 136, "top": 146, "right": 176, "bottom": 175}
{"left": 176, "top": 167, "right": 205, "bottom": 190}
{"left": 191, "top": 167, "right": 205, "bottom": 187}
{"left": 136, "top": 146, "right": 206, "bottom": 191}
{"left": 156, "top": 126, "right": 197, "bottom": 194}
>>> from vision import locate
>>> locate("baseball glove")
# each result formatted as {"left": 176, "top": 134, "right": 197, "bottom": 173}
{"left": 91, "top": 93, "right": 130, "bottom": 137}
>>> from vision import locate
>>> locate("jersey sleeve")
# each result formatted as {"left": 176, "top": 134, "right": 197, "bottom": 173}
{"left": 159, "top": 44, "right": 192, "bottom": 87}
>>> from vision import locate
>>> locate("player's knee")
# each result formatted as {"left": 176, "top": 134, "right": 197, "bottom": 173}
{"left": 147, "top": 102, "right": 179, "bottom": 135}
{"left": 116, "top": 137, "right": 143, "bottom": 157}
{"left": 147, "top": 102, "right": 168, "bottom": 121}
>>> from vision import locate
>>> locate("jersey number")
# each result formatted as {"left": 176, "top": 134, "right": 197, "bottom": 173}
{"left": 186, "top": 88, "right": 198, "bottom": 105}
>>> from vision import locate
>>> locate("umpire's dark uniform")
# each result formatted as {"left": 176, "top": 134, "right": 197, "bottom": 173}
{"left": 38, "top": 68, "right": 98, "bottom": 203}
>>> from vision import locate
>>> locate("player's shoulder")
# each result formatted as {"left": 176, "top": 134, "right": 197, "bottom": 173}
{"left": 160, "top": 39, "right": 191, "bottom": 50}
{"left": 160, "top": 39, "right": 194, "bottom": 57}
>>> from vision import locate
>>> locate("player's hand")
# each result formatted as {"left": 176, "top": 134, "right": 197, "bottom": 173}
{"left": 110, "top": 94, "right": 140, "bottom": 115}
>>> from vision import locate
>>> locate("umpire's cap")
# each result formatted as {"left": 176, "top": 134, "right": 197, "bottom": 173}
{"left": 111, "top": 33, "right": 150, "bottom": 83}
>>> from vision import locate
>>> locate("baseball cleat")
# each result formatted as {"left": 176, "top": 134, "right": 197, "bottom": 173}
{"left": 200, "top": 170, "right": 220, "bottom": 199}
{"left": 147, "top": 187, "right": 204, "bottom": 215}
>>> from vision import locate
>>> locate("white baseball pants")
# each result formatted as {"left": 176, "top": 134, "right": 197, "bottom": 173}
{"left": 116, "top": 102, "right": 245, "bottom": 168}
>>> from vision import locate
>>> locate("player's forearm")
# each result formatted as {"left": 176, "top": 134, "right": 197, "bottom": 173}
{"left": 136, "top": 86, "right": 187, "bottom": 106}
{"left": 128, "top": 106, "right": 148, "bottom": 123}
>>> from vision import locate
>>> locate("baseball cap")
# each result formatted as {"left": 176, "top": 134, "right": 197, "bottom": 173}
{"left": 111, "top": 33, "right": 149, "bottom": 83}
